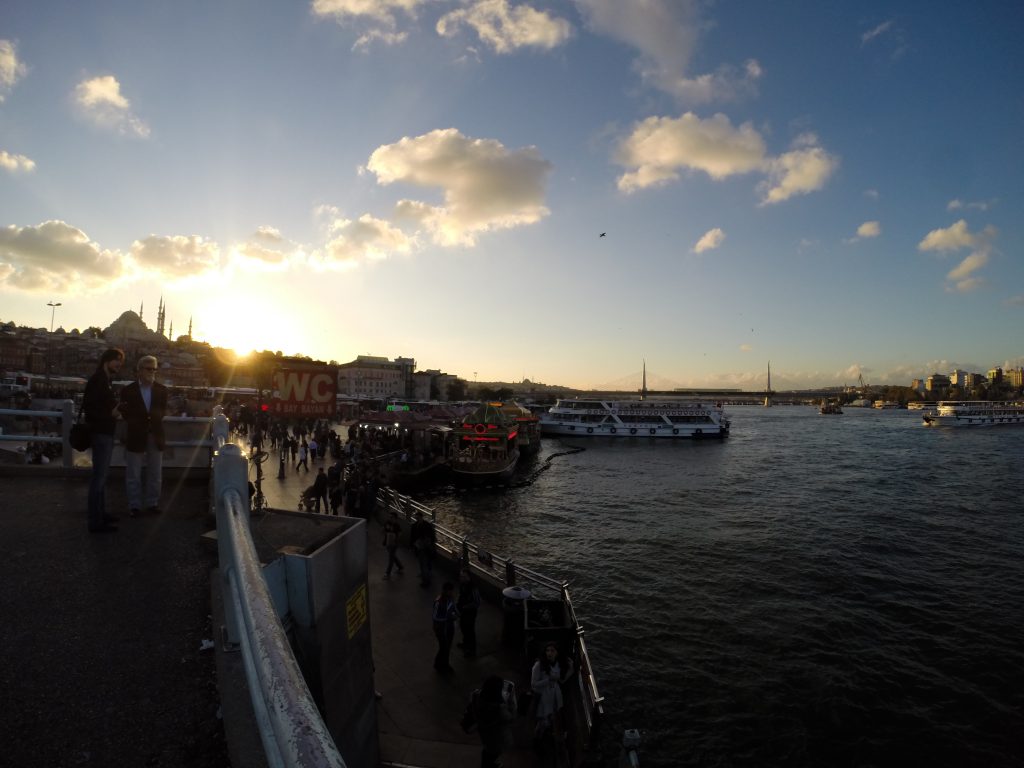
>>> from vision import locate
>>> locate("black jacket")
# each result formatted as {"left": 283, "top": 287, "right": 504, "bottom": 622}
{"left": 119, "top": 381, "right": 168, "bottom": 451}
{"left": 83, "top": 367, "right": 119, "bottom": 435}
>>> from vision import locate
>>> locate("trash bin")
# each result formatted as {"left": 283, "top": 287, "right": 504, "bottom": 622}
{"left": 501, "top": 585, "right": 532, "bottom": 645}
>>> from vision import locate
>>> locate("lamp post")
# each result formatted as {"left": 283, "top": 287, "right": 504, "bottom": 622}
{"left": 47, "top": 301, "right": 62, "bottom": 333}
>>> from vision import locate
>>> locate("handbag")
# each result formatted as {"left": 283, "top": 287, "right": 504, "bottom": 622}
{"left": 69, "top": 410, "right": 91, "bottom": 451}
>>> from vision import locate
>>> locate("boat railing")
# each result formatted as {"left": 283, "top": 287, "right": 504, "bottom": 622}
{"left": 376, "top": 486, "right": 606, "bottom": 758}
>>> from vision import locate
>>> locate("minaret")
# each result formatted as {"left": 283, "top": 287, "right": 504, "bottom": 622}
{"left": 168, "top": 321, "right": 173, "bottom": 340}
{"left": 764, "top": 361, "right": 773, "bottom": 408}
{"left": 139, "top": 300, "right": 144, "bottom": 322}
{"left": 187, "top": 316, "right": 193, "bottom": 339}
{"left": 156, "top": 296, "right": 165, "bottom": 337}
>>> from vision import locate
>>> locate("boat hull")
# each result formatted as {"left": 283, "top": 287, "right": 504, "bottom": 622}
{"left": 540, "top": 422, "right": 727, "bottom": 438}
{"left": 922, "top": 401, "right": 1024, "bottom": 427}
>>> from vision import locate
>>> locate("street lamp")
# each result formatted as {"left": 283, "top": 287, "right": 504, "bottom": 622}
{"left": 47, "top": 301, "right": 62, "bottom": 333}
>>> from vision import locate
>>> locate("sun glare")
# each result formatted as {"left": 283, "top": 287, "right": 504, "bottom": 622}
{"left": 194, "top": 298, "right": 298, "bottom": 357}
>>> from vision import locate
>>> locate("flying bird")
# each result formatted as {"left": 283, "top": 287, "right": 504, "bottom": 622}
{"left": 599, "top": 232, "right": 606, "bottom": 238}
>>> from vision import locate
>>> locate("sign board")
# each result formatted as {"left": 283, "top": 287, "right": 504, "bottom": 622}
{"left": 346, "top": 583, "right": 368, "bottom": 639}
{"left": 270, "top": 365, "right": 337, "bottom": 417}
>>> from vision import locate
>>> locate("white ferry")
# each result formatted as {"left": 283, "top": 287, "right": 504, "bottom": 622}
{"left": 922, "top": 401, "right": 1024, "bottom": 427}
{"left": 539, "top": 398, "right": 730, "bottom": 439}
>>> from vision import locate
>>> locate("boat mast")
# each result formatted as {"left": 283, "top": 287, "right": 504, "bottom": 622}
{"left": 641, "top": 359, "right": 648, "bottom": 401}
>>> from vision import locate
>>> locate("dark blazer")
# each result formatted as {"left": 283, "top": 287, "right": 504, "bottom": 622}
{"left": 119, "top": 381, "right": 169, "bottom": 451}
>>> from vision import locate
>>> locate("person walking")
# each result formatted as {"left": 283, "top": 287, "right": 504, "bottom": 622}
{"left": 457, "top": 567, "right": 481, "bottom": 657}
{"left": 83, "top": 348, "right": 124, "bottom": 533}
{"left": 311, "top": 467, "right": 329, "bottom": 513}
{"left": 382, "top": 511, "right": 404, "bottom": 579}
{"left": 119, "top": 355, "right": 168, "bottom": 518}
{"left": 296, "top": 440, "right": 309, "bottom": 472}
{"left": 432, "top": 581, "right": 459, "bottom": 673}
{"left": 410, "top": 510, "right": 436, "bottom": 587}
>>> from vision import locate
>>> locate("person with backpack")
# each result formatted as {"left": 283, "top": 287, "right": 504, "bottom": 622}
{"left": 471, "top": 675, "right": 517, "bottom": 768}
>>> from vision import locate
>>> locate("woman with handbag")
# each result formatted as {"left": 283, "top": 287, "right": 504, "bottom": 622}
{"left": 83, "top": 348, "right": 124, "bottom": 533}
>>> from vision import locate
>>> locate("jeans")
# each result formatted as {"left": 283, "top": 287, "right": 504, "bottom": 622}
{"left": 87, "top": 433, "right": 115, "bottom": 529}
{"left": 125, "top": 435, "right": 163, "bottom": 510}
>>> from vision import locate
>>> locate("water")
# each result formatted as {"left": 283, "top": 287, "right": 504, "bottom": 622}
{"left": 420, "top": 406, "right": 1024, "bottom": 767}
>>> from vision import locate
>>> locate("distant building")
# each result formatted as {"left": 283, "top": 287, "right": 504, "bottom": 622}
{"left": 925, "top": 373, "right": 951, "bottom": 394}
{"left": 1006, "top": 367, "right": 1024, "bottom": 389}
{"left": 412, "top": 369, "right": 459, "bottom": 401}
{"left": 337, "top": 355, "right": 416, "bottom": 399}
{"left": 966, "top": 372, "right": 985, "bottom": 391}
{"left": 987, "top": 367, "right": 1003, "bottom": 385}
{"left": 949, "top": 369, "right": 970, "bottom": 388}
{"left": 910, "top": 378, "right": 926, "bottom": 395}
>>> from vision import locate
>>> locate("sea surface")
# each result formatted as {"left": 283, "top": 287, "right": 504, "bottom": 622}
{"left": 419, "top": 406, "right": 1024, "bottom": 767}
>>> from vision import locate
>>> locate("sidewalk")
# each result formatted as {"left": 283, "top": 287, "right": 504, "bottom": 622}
{"left": 0, "top": 467, "right": 226, "bottom": 768}
{"left": 253, "top": 444, "right": 543, "bottom": 768}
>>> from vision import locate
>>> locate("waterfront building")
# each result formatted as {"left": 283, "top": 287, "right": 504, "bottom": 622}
{"left": 1007, "top": 367, "right": 1024, "bottom": 390}
{"left": 949, "top": 369, "right": 970, "bottom": 389}
{"left": 987, "top": 366, "right": 1003, "bottom": 385}
{"left": 910, "top": 378, "right": 926, "bottom": 395}
{"left": 411, "top": 369, "right": 460, "bottom": 401}
{"left": 337, "top": 355, "right": 416, "bottom": 399}
{"left": 925, "top": 373, "right": 951, "bottom": 395}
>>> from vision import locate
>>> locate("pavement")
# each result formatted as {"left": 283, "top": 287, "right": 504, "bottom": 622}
{"left": 0, "top": 466, "right": 226, "bottom": 768}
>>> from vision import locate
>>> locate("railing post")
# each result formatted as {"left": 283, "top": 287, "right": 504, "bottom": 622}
{"left": 214, "top": 443, "right": 249, "bottom": 648}
{"left": 61, "top": 400, "right": 74, "bottom": 469}
{"left": 461, "top": 538, "right": 469, "bottom": 566}
{"left": 505, "top": 558, "right": 516, "bottom": 586}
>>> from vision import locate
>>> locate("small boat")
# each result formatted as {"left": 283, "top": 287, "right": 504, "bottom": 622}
{"left": 922, "top": 401, "right": 1024, "bottom": 427}
{"left": 450, "top": 402, "right": 520, "bottom": 481}
{"left": 499, "top": 400, "right": 542, "bottom": 455}
{"left": 819, "top": 400, "right": 843, "bottom": 414}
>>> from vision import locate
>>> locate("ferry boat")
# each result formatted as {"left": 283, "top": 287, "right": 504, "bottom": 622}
{"left": 539, "top": 398, "right": 730, "bottom": 439}
{"left": 819, "top": 399, "right": 843, "bottom": 415}
{"left": 922, "top": 401, "right": 1024, "bottom": 427}
{"left": 450, "top": 401, "right": 521, "bottom": 480}
{"left": 500, "top": 400, "right": 542, "bottom": 455}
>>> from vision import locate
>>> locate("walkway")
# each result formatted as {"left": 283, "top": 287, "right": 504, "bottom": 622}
{"left": 252, "top": 442, "right": 544, "bottom": 768}
{"left": 0, "top": 467, "right": 227, "bottom": 768}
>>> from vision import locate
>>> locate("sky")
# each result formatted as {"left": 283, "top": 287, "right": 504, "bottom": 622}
{"left": 1, "top": 1, "right": 1022, "bottom": 391}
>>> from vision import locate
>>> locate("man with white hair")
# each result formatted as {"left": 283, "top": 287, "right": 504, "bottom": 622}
{"left": 120, "top": 355, "right": 168, "bottom": 517}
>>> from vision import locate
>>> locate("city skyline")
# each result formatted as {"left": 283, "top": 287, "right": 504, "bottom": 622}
{"left": 1, "top": 2, "right": 1022, "bottom": 389}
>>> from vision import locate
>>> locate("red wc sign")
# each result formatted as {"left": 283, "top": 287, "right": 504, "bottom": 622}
{"left": 270, "top": 365, "right": 337, "bottom": 417}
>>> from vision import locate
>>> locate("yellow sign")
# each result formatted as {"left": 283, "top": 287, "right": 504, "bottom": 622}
{"left": 346, "top": 583, "right": 368, "bottom": 639}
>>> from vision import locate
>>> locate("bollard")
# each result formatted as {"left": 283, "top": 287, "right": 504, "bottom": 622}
{"left": 277, "top": 447, "right": 286, "bottom": 479}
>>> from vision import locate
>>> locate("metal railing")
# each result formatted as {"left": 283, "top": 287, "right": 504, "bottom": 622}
{"left": 210, "top": 412, "right": 347, "bottom": 768}
{"left": 376, "top": 486, "right": 606, "bottom": 750}
{"left": 0, "top": 402, "right": 219, "bottom": 468}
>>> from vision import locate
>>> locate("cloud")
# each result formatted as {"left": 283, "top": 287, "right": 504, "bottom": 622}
{"left": 366, "top": 128, "right": 551, "bottom": 246}
{"left": 575, "top": 0, "right": 761, "bottom": 103}
{"left": 864, "top": 188, "right": 879, "bottom": 200}
{"left": 0, "top": 221, "right": 126, "bottom": 292}
{"left": 739, "top": 343, "right": 752, "bottom": 352}
{"left": 758, "top": 134, "right": 840, "bottom": 205}
{"left": 947, "top": 198, "right": 995, "bottom": 212}
{"left": 615, "top": 115, "right": 837, "bottom": 203}
{"left": 254, "top": 226, "right": 283, "bottom": 242}
{"left": 73, "top": 75, "right": 150, "bottom": 137}
{"left": 321, "top": 214, "right": 416, "bottom": 264}
{"left": 0, "top": 150, "right": 35, "bottom": 173}
{"left": 0, "top": 40, "right": 28, "bottom": 101}
{"left": 693, "top": 227, "right": 725, "bottom": 253}
{"left": 918, "top": 219, "right": 997, "bottom": 293}
{"left": 845, "top": 220, "right": 880, "bottom": 243}
{"left": 437, "top": 0, "right": 572, "bottom": 54}
{"left": 1006, "top": 295, "right": 1024, "bottom": 307}
{"left": 311, "top": 0, "right": 422, "bottom": 48}
{"left": 861, "top": 20, "right": 894, "bottom": 44}
{"left": 130, "top": 235, "right": 220, "bottom": 278}
{"left": 917, "top": 219, "right": 977, "bottom": 252}
{"left": 615, "top": 112, "right": 766, "bottom": 192}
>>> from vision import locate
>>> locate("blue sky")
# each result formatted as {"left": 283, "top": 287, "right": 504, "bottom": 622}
{"left": 1, "top": 1, "right": 1022, "bottom": 390}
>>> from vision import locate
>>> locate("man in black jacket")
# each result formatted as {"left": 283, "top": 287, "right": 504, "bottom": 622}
{"left": 119, "top": 355, "right": 168, "bottom": 517}
{"left": 83, "top": 347, "right": 124, "bottom": 532}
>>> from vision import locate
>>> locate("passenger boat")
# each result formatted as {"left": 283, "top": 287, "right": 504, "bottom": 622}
{"left": 450, "top": 401, "right": 521, "bottom": 480}
{"left": 539, "top": 398, "right": 730, "bottom": 439}
{"left": 819, "top": 400, "right": 843, "bottom": 414}
{"left": 500, "top": 401, "right": 542, "bottom": 455}
{"left": 922, "top": 401, "right": 1024, "bottom": 427}
{"left": 873, "top": 400, "right": 900, "bottom": 409}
